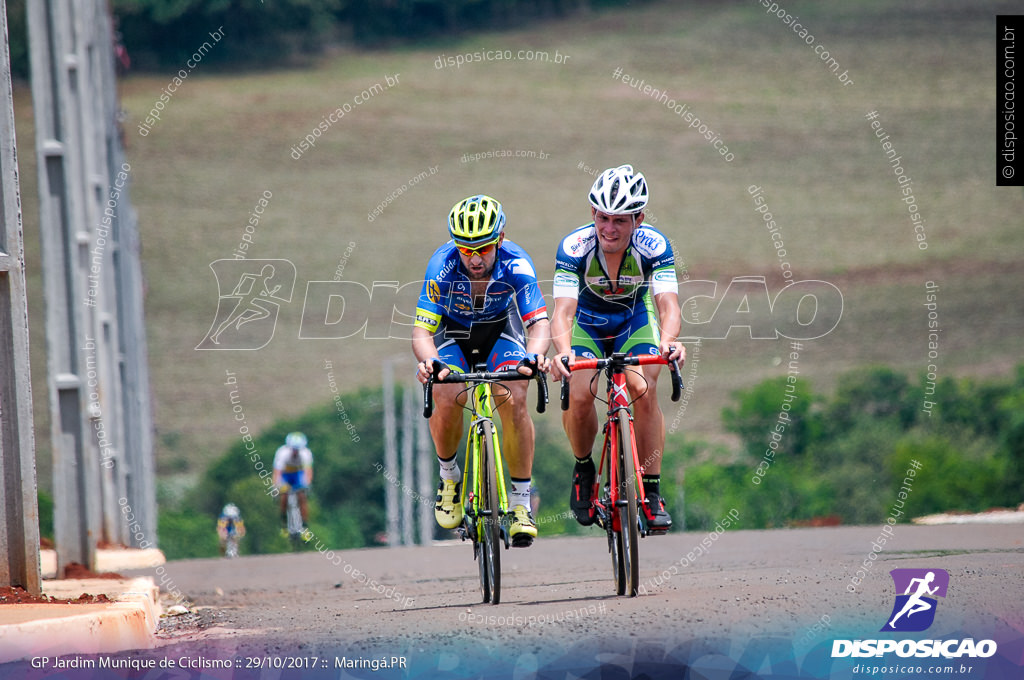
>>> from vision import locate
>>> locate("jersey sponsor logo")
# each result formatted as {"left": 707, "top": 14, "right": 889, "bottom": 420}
{"left": 509, "top": 257, "right": 536, "bottom": 279}
{"left": 414, "top": 310, "right": 440, "bottom": 330}
{"left": 437, "top": 253, "right": 458, "bottom": 279}
{"left": 562, "top": 229, "right": 595, "bottom": 257}
{"left": 632, "top": 228, "right": 667, "bottom": 258}
{"left": 652, "top": 269, "right": 678, "bottom": 284}
{"left": 427, "top": 280, "right": 441, "bottom": 304}
{"left": 554, "top": 272, "right": 578, "bottom": 288}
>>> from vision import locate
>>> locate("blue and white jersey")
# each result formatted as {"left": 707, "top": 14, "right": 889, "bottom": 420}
{"left": 414, "top": 240, "right": 548, "bottom": 332}
{"left": 553, "top": 223, "right": 678, "bottom": 314}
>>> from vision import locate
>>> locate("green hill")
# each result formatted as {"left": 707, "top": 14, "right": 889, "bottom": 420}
{"left": 13, "top": 0, "right": 1022, "bottom": 490}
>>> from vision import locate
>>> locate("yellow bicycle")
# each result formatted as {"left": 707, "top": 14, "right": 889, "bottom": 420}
{"left": 423, "top": 361, "right": 547, "bottom": 604}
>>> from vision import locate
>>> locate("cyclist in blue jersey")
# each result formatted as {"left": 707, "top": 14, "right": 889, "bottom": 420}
{"left": 413, "top": 195, "right": 551, "bottom": 546}
{"left": 550, "top": 165, "right": 684, "bottom": 530}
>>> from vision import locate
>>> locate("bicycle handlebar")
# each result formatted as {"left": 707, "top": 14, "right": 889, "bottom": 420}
{"left": 422, "top": 359, "right": 549, "bottom": 418}
{"left": 559, "top": 351, "right": 684, "bottom": 411}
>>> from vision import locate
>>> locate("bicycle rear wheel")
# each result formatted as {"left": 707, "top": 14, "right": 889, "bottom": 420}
{"left": 480, "top": 420, "right": 502, "bottom": 604}
{"left": 617, "top": 410, "right": 640, "bottom": 597}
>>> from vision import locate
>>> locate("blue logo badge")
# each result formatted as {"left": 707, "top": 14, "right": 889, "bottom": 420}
{"left": 881, "top": 568, "right": 949, "bottom": 632}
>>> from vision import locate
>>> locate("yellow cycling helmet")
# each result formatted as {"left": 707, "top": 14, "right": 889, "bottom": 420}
{"left": 448, "top": 194, "right": 506, "bottom": 247}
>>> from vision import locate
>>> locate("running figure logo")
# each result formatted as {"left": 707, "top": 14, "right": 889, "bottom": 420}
{"left": 196, "top": 259, "right": 296, "bottom": 350}
{"left": 881, "top": 568, "right": 949, "bottom": 632}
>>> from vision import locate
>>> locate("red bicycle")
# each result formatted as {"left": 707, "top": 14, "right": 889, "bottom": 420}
{"left": 560, "top": 351, "right": 683, "bottom": 596}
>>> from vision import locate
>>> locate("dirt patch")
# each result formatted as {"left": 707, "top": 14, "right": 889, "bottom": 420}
{"left": 0, "top": 586, "right": 113, "bottom": 605}
{"left": 62, "top": 562, "right": 124, "bottom": 580}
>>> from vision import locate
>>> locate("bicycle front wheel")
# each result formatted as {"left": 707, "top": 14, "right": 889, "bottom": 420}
{"left": 617, "top": 410, "right": 640, "bottom": 597}
{"left": 480, "top": 419, "right": 502, "bottom": 604}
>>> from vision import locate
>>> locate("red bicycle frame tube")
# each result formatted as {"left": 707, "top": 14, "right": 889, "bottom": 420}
{"left": 575, "top": 356, "right": 670, "bottom": 528}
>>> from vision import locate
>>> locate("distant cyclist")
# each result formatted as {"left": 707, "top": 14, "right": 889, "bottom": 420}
{"left": 217, "top": 503, "right": 246, "bottom": 557}
{"left": 412, "top": 194, "right": 551, "bottom": 547}
{"left": 550, "top": 165, "right": 684, "bottom": 530}
{"left": 273, "top": 432, "right": 314, "bottom": 532}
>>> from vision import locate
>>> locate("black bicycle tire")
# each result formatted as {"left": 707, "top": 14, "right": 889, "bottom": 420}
{"left": 605, "top": 434, "right": 626, "bottom": 596}
{"left": 472, "top": 426, "right": 491, "bottom": 603}
{"left": 481, "top": 419, "right": 502, "bottom": 604}
{"left": 618, "top": 409, "right": 640, "bottom": 597}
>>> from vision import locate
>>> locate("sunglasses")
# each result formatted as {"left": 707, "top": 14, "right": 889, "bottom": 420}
{"left": 456, "top": 241, "right": 498, "bottom": 258}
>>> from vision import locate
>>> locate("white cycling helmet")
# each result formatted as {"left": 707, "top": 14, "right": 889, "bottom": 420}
{"left": 589, "top": 164, "right": 649, "bottom": 215}
{"left": 222, "top": 503, "right": 240, "bottom": 519}
{"left": 285, "top": 431, "right": 307, "bottom": 449}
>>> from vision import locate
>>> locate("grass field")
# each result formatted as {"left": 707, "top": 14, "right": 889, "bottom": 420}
{"left": 12, "top": 0, "right": 1024, "bottom": 487}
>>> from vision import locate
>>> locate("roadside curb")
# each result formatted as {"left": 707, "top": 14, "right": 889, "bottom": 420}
{"left": 0, "top": 577, "right": 162, "bottom": 664}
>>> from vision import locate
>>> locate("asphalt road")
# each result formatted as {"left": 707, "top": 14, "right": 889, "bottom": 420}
{"left": 108, "top": 523, "right": 1023, "bottom": 678}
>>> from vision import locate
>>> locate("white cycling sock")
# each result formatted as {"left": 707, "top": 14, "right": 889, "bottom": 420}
{"left": 438, "top": 453, "right": 460, "bottom": 482}
{"left": 509, "top": 478, "right": 531, "bottom": 510}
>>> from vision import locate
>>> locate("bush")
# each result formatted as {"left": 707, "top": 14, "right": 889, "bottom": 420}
{"left": 691, "top": 364, "right": 1024, "bottom": 530}
{"left": 721, "top": 376, "right": 820, "bottom": 458}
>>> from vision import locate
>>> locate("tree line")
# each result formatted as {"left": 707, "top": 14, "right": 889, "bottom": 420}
{"left": 117, "top": 363, "right": 1023, "bottom": 559}
{"left": 6, "top": 0, "right": 640, "bottom": 76}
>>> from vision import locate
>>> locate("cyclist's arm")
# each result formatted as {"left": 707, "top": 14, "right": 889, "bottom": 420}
{"left": 412, "top": 325, "right": 450, "bottom": 383}
{"left": 654, "top": 290, "right": 683, "bottom": 361}
{"left": 520, "top": 317, "right": 551, "bottom": 374}
{"left": 300, "top": 447, "right": 314, "bottom": 487}
{"left": 271, "top": 447, "right": 285, "bottom": 486}
{"left": 550, "top": 296, "right": 578, "bottom": 378}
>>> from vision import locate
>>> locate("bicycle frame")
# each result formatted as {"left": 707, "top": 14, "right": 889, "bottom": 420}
{"left": 423, "top": 361, "right": 548, "bottom": 604}
{"left": 462, "top": 381, "right": 508, "bottom": 539}
{"left": 561, "top": 351, "right": 682, "bottom": 596}
{"left": 595, "top": 369, "right": 644, "bottom": 534}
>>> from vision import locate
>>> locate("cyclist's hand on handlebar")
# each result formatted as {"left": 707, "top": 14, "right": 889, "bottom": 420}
{"left": 551, "top": 351, "right": 575, "bottom": 380}
{"left": 416, "top": 357, "right": 450, "bottom": 384}
{"left": 661, "top": 342, "right": 685, "bottom": 364}
{"left": 516, "top": 353, "right": 549, "bottom": 377}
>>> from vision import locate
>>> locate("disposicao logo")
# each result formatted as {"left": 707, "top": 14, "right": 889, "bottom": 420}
{"left": 882, "top": 568, "right": 948, "bottom": 632}
{"left": 831, "top": 568, "right": 998, "bottom": 660}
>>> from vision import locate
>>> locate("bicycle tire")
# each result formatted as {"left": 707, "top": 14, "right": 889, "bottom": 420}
{"left": 617, "top": 409, "right": 640, "bottom": 597}
{"left": 286, "top": 492, "right": 304, "bottom": 550}
{"left": 604, "top": 434, "right": 626, "bottom": 596}
{"left": 472, "top": 427, "right": 491, "bottom": 603}
{"left": 481, "top": 419, "right": 502, "bottom": 604}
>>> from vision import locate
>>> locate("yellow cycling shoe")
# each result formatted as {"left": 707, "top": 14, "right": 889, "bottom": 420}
{"left": 509, "top": 505, "right": 537, "bottom": 547}
{"left": 434, "top": 479, "right": 463, "bottom": 529}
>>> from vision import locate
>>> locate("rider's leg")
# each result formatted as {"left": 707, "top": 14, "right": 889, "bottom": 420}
{"left": 298, "top": 490, "right": 309, "bottom": 525}
{"left": 430, "top": 383, "right": 467, "bottom": 529}
{"left": 495, "top": 380, "right": 533, "bottom": 480}
{"left": 429, "top": 383, "right": 466, "bottom": 470}
{"left": 627, "top": 363, "right": 672, "bottom": 528}
{"left": 563, "top": 369, "right": 600, "bottom": 460}
{"left": 564, "top": 369, "right": 600, "bottom": 525}
{"left": 627, "top": 364, "right": 664, "bottom": 476}
{"left": 496, "top": 380, "right": 534, "bottom": 512}
{"left": 497, "top": 381, "right": 539, "bottom": 544}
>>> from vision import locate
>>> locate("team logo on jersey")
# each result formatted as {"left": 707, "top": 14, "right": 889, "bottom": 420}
{"left": 632, "top": 228, "right": 667, "bottom": 258}
{"left": 509, "top": 258, "right": 536, "bottom": 278}
{"left": 562, "top": 228, "right": 596, "bottom": 257}
{"left": 427, "top": 280, "right": 441, "bottom": 304}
